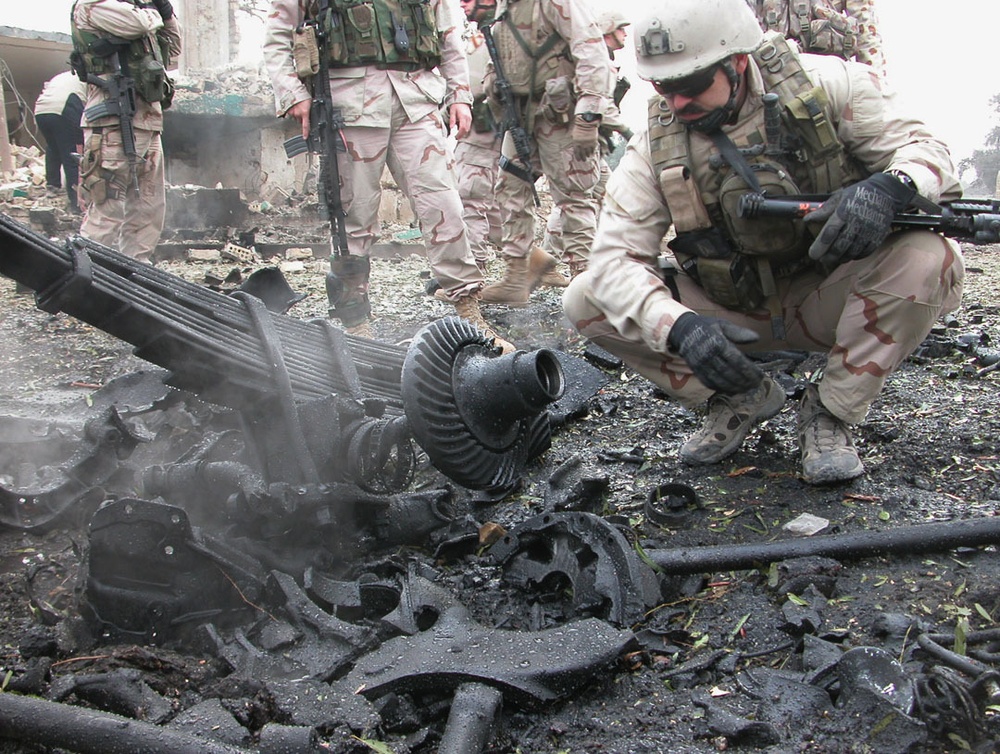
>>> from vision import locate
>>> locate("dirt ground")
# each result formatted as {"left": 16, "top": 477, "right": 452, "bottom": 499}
{"left": 0, "top": 195, "right": 999, "bottom": 753}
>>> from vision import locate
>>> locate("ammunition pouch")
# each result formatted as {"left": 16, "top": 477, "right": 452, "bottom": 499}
{"left": 668, "top": 227, "right": 765, "bottom": 312}
{"left": 326, "top": 254, "right": 372, "bottom": 326}
{"left": 320, "top": 0, "right": 441, "bottom": 70}
{"left": 537, "top": 76, "right": 574, "bottom": 126}
{"left": 134, "top": 55, "right": 169, "bottom": 106}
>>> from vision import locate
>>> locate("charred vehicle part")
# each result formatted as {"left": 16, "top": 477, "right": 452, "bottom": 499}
{"left": 0, "top": 211, "right": 562, "bottom": 501}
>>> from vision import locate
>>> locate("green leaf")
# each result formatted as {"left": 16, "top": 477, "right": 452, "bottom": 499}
{"left": 877, "top": 509, "right": 891, "bottom": 521}
{"left": 975, "top": 603, "right": 993, "bottom": 622}
{"left": 954, "top": 616, "right": 970, "bottom": 656}
{"left": 352, "top": 736, "right": 397, "bottom": 754}
{"left": 786, "top": 593, "right": 809, "bottom": 607}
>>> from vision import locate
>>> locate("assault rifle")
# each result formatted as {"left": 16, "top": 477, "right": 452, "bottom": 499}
{"left": 479, "top": 15, "right": 540, "bottom": 206}
{"left": 738, "top": 193, "right": 1000, "bottom": 245}
{"left": 75, "top": 39, "right": 140, "bottom": 196}
{"left": 282, "top": 1, "right": 349, "bottom": 258}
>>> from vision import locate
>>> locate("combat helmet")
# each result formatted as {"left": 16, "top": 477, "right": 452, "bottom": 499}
{"left": 594, "top": 9, "right": 630, "bottom": 37}
{"left": 634, "top": 0, "right": 763, "bottom": 82}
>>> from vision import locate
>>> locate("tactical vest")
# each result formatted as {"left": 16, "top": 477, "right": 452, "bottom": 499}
{"left": 757, "top": 0, "right": 859, "bottom": 61}
{"left": 70, "top": 0, "right": 171, "bottom": 106}
{"left": 315, "top": 0, "right": 441, "bottom": 70}
{"left": 492, "top": 0, "right": 570, "bottom": 98}
{"left": 650, "top": 32, "right": 866, "bottom": 314}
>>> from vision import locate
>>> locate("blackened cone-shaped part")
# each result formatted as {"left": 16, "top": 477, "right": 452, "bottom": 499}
{"left": 401, "top": 317, "right": 563, "bottom": 492}
{"left": 454, "top": 347, "right": 564, "bottom": 449}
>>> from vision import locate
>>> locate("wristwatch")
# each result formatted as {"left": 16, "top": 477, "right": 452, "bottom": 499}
{"left": 578, "top": 112, "right": 602, "bottom": 123}
{"left": 885, "top": 169, "right": 916, "bottom": 192}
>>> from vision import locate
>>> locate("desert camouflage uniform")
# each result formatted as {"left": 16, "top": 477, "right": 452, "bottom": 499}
{"left": 563, "top": 48, "right": 964, "bottom": 427}
{"left": 263, "top": 0, "right": 482, "bottom": 301}
{"left": 454, "top": 28, "right": 502, "bottom": 268}
{"left": 73, "top": 0, "right": 181, "bottom": 262}
{"left": 747, "top": 0, "right": 886, "bottom": 78}
{"left": 488, "top": 0, "right": 613, "bottom": 272}
{"left": 544, "top": 26, "right": 631, "bottom": 259}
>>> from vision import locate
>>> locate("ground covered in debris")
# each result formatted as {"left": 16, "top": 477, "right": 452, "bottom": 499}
{"left": 0, "top": 195, "right": 999, "bottom": 753}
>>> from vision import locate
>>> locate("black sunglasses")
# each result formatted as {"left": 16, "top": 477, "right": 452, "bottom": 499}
{"left": 652, "top": 65, "right": 719, "bottom": 98}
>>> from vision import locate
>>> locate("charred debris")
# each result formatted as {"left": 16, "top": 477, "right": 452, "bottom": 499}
{"left": 1, "top": 212, "right": 1000, "bottom": 752}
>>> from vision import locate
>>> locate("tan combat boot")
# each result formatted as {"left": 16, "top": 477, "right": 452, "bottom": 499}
{"left": 529, "top": 246, "right": 570, "bottom": 288}
{"left": 453, "top": 295, "right": 516, "bottom": 354}
{"left": 480, "top": 256, "right": 532, "bottom": 305}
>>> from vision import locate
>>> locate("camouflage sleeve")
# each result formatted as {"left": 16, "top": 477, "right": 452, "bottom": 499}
{"left": 74, "top": 0, "right": 163, "bottom": 38}
{"left": 262, "top": 0, "right": 312, "bottom": 117}
{"left": 842, "top": 0, "right": 886, "bottom": 79}
{"left": 435, "top": 0, "right": 474, "bottom": 108}
{"left": 807, "top": 54, "right": 961, "bottom": 202}
{"left": 543, "top": 0, "right": 613, "bottom": 116}
{"left": 159, "top": 15, "right": 182, "bottom": 66}
{"left": 587, "top": 130, "right": 691, "bottom": 355}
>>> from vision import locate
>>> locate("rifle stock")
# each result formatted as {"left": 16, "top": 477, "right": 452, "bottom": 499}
{"left": 738, "top": 193, "right": 1000, "bottom": 245}
{"left": 479, "top": 18, "right": 540, "bottom": 207}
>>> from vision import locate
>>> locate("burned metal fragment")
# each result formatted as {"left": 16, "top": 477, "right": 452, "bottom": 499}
{"left": 488, "top": 511, "right": 662, "bottom": 627}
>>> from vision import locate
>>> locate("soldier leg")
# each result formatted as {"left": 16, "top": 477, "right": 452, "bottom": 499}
{"left": 79, "top": 128, "right": 128, "bottom": 254}
{"left": 536, "top": 121, "right": 600, "bottom": 277}
{"left": 780, "top": 231, "right": 964, "bottom": 482}
{"left": 783, "top": 231, "right": 965, "bottom": 424}
{"left": 386, "top": 105, "right": 513, "bottom": 352}
{"left": 386, "top": 107, "right": 481, "bottom": 298}
{"left": 120, "top": 130, "right": 165, "bottom": 263}
{"left": 329, "top": 124, "right": 391, "bottom": 332}
{"left": 454, "top": 140, "right": 497, "bottom": 271}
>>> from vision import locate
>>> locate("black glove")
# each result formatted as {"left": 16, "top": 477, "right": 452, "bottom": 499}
{"left": 150, "top": 0, "right": 174, "bottom": 20}
{"left": 667, "top": 312, "right": 763, "bottom": 395}
{"left": 806, "top": 172, "right": 916, "bottom": 267}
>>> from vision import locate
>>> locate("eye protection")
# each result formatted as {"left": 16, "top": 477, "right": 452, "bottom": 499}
{"left": 651, "top": 65, "right": 719, "bottom": 98}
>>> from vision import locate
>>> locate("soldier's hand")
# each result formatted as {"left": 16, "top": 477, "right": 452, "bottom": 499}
{"left": 288, "top": 100, "right": 312, "bottom": 141}
{"left": 667, "top": 312, "right": 763, "bottom": 395}
{"left": 450, "top": 103, "right": 472, "bottom": 140}
{"left": 571, "top": 114, "right": 600, "bottom": 160}
{"left": 807, "top": 172, "right": 915, "bottom": 266}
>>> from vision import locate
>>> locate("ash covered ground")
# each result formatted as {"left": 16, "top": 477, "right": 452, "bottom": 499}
{"left": 0, "top": 194, "right": 999, "bottom": 753}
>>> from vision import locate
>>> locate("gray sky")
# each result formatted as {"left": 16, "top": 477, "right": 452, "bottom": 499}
{"left": 4, "top": 0, "right": 999, "bottom": 169}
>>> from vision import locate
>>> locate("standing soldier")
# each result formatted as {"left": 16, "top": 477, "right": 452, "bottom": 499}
{"left": 544, "top": 7, "right": 633, "bottom": 264}
{"left": 456, "top": 0, "right": 567, "bottom": 289}
{"left": 746, "top": 0, "right": 886, "bottom": 78}
{"left": 263, "top": 0, "right": 514, "bottom": 352}
{"left": 464, "top": 0, "right": 614, "bottom": 305}
{"left": 71, "top": 0, "right": 181, "bottom": 263}
{"left": 563, "top": 0, "right": 964, "bottom": 484}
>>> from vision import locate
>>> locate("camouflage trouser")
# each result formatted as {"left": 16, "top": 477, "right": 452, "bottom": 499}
{"left": 454, "top": 136, "right": 502, "bottom": 266}
{"left": 79, "top": 126, "right": 165, "bottom": 263}
{"left": 335, "top": 94, "right": 482, "bottom": 300}
{"left": 495, "top": 117, "right": 601, "bottom": 264}
{"left": 563, "top": 231, "right": 965, "bottom": 424}
{"left": 544, "top": 157, "right": 611, "bottom": 258}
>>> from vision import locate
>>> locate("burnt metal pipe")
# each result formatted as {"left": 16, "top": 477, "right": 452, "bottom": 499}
{"left": 0, "top": 691, "right": 247, "bottom": 754}
{"left": 647, "top": 516, "right": 1000, "bottom": 574}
